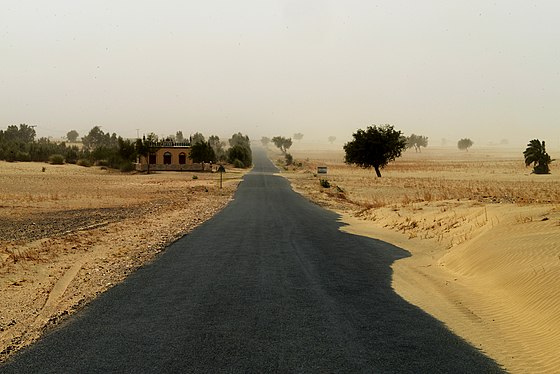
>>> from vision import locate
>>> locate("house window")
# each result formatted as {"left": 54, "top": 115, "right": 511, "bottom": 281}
{"left": 163, "top": 152, "right": 172, "bottom": 165}
{"left": 179, "top": 152, "right": 186, "bottom": 165}
{"left": 149, "top": 154, "right": 156, "bottom": 164}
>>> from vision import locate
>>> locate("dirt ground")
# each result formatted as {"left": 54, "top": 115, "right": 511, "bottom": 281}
{"left": 0, "top": 161, "right": 243, "bottom": 361}
{"left": 280, "top": 145, "right": 560, "bottom": 374}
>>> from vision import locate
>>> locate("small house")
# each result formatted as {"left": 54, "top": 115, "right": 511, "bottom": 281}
{"left": 136, "top": 141, "right": 211, "bottom": 172}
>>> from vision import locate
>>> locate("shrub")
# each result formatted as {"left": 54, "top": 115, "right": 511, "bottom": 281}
{"left": 320, "top": 179, "right": 331, "bottom": 188}
{"left": 232, "top": 158, "right": 245, "bottom": 168}
{"left": 227, "top": 144, "right": 252, "bottom": 168}
{"left": 15, "top": 151, "right": 31, "bottom": 162}
{"left": 76, "top": 159, "right": 92, "bottom": 167}
{"left": 285, "top": 153, "right": 293, "bottom": 166}
{"left": 65, "top": 147, "right": 79, "bottom": 164}
{"left": 192, "top": 175, "right": 198, "bottom": 180}
{"left": 119, "top": 161, "right": 135, "bottom": 172}
{"left": 49, "top": 154, "right": 65, "bottom": 164}
{"left": 95, "top": 159, "right": 110, "bottom": 167}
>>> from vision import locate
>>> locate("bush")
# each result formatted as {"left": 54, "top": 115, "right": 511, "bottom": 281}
{"left": 285, "top": 153, "right": 293, "bottom": 166}
{"left": 227, "top": 145, "right": 252, "bottom": 168}
{"left": 65, "top": 147, "right": 79, "bottom": 164}
{"left": 15, "top": 151, "right": 31, "bottom": 162}
{"left": 49, "top": 154, "right": 65, "bottom": 165}
{"left": 320, "top": 179, "right": 330, "bottom": 188}
{"left": 119, "top": 161, "right": 135, "bottom": 172}
{"left": 232, "top": 158, "right": 245, "bottom": 168}
{"left": 192, "top": 175, "right": 198, "bottom": 180}
{"left": 76, "top": 159, "right": 92, "bottom": 167}
{"left": 95, "top": 159, "right": 110, "bottom": 167}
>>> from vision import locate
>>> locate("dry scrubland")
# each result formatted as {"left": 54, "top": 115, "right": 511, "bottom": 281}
{"left": 283, "top": 146, "right": 560, "bottom": 374}
{"left": 0, "top": 161, "right": 243, "bottom": 360}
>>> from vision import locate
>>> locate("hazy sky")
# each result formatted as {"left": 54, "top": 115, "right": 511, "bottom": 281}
{"left": 2, "top": 1, "right": 560, "bottom": 147}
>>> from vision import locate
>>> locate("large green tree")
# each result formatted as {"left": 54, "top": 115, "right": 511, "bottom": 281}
{"left": 82, "top": 126, "right": 117, "bottom": 150}
{"left": 344, "top": 124, "right": 406, "bottom": 177}
{"left": 189, "top": 140, "right": 216, "bottom": 164}
{"left": 228, "top": 132, "right": 250, "bottom": 148}
{"left": 524, "top": 139, "right": 553, "bottom": 174}
{"left": 227, "top": 133, "right": 252, "bottom": 167}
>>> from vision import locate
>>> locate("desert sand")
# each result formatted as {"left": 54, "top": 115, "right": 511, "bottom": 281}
{"left": 0, "top": 161, "right": 243, "bottom": 361}
{"left": 282, "top": 146, "right": 559, "bottom": 374}
{"left": 2, "top": 148, "right": 559, "bottom": 372}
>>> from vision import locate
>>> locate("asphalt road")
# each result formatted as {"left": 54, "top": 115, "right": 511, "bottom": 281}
{"left": 2, "top": 149, "right": 504, "bottom": 373}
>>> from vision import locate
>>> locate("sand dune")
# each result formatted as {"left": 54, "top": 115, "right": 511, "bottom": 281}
{"left": 440, "top": 206, "right": 560, "bottom": 373}
{"left": 345, "top": 205, "right": 560, "bottom": 373}
{"left": 284, "top": 147, "right": 560, "bottom": 373}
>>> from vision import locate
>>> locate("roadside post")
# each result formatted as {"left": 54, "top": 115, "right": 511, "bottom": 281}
{"left": 217, "top": 165, "right": 226, "bottom": 189}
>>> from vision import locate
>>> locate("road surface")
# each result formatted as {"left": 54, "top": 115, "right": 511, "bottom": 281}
{"left": 2, "top": 148, "right": 503, "bottom": 373}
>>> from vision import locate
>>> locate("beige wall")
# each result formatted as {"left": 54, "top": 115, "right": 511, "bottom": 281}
{"left": 138, "top": 147, "right": 192, "bottom": 165}
{"left": 136, "top": 146, "right": 211, "bottom": 171}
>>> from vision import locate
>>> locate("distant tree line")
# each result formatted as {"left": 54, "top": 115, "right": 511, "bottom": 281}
{"left": 187, "top": 132, "right": 252, "bottom": 168}
{"left": 0, "top": 124, "right": 141, "bottom": 171}
{"left": 0, "top": 124, "right": 81, "bottom": 164}
{"left": 0, "top": 124, "right": 253, "bottom": 170}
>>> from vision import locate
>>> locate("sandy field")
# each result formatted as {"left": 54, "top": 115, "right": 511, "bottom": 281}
{"left": 281, "top": 145, "right": 560, "bottom": 374}
{"left": 0, "top": 161, "right": 243, "bottom": 361}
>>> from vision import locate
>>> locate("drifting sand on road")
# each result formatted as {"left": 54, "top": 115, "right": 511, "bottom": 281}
{"left": 283, "top": 146, "right": 560, "bottom": 374}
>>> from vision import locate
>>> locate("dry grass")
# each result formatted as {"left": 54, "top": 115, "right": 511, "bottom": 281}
{"left": 0, "top": 160, "right": 244, "bottom": 360}
{"left": 284, "top": 148, "right": 559, "bottom": 251}
{"left": 288, "top": 147, "right": 560, "bottom": 207}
